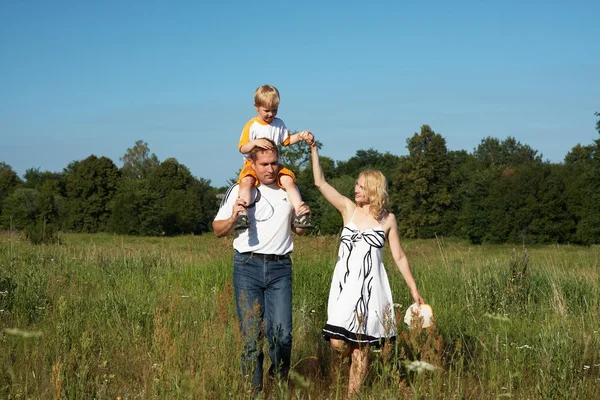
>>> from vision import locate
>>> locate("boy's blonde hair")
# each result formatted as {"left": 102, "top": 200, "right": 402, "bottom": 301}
{"left": 254, "top": 84, "right": 280, "bottom": 108}
{"left": 359, "top": 170, "right": 389, "bottom": 222}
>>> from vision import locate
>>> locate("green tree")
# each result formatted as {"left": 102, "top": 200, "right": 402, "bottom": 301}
{"left": 440, "top": 149, "right": 477, "bottom": 237}
{"left": 562, "top": 112, "right": 600, "bottom": 244}
{"left": 278, "top": 137, "right": 318, "bottom": 173}
{"left": 65, "top": 155, "right": 121, "bottom": 232}
{"left": 463, "top": 162, "right": 575, "bottom": 245}
{"left": 0, "top": 188, "right": 39, "bottom": 229}
{"left": 149, "top": 158, "right": 217, "bottom": 235}
{"left": 390, "top": 125, "right": 453, "bottom": 238}
{"left": 0, "top": 162, "right": 22, "bottom": 213}
{"left": 120, "top": 140, "right": 160, "bottom": 180}
{"left": 108, "top": 179, "right": 160, "bottom": 235}
{"left": 23, "top": 168, "right": 66, "bottom": 196}
{"left": 461, "top": 167, "right": 501, "bottom": 244}
{"left": 336, "top": 149, "right": 401, "bottom": 180}
{"left": 473, "top": 136, "right": 541, "bottom": 168}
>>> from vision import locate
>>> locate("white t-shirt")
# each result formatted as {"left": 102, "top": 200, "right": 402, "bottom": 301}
{"left": 238, "top": 117, "right": 290, "bottom": 161}
{"left": 215, "top": 183, "right": 294, "bottom": 255}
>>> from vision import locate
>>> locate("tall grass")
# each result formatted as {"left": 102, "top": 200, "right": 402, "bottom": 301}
{"left": 1, "top": 232, "right": 599, "bottom": 399}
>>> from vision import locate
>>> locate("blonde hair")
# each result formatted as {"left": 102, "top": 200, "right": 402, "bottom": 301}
{"left": 359, "top": 170, "right": 389, "bottom": 222}
{"left": 254, "top": 84, "right": 280, "bottom": 108}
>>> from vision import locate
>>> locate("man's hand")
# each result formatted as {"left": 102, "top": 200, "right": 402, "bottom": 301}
{"left": 213, "top": 195, "right": 249, "bottom": 237}
{"left": 296, "top": 201, "right": 310, "bottom": 216}
{"left": 234, "top": 196, "right": 248, "bottom": 215}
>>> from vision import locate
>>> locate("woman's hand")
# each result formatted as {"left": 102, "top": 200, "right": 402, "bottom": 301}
{"left": 411, "top": 288, "right": 424, "bottom": 306}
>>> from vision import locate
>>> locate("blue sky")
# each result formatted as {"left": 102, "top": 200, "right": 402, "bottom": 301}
{"left": 1, "top": 1, "right": 598, "bottom": 187}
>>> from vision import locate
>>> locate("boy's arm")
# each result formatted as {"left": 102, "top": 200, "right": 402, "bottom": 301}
{"left": 239, "top": 138, "right": 275, "bottom": 154}
{"left": 287, "top": 130, "right": 314, "bottom": 146}
{"left": 238, "top": 119, "right": 275, "bottom": 154}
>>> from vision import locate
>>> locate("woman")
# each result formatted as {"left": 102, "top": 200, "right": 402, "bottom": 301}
{"left": 310, "top": 144, "right": 424, "bottom": 397}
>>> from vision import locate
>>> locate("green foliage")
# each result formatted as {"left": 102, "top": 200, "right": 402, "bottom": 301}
{"left": 390, "top": 125, "right": 453, "bottom": 238}
{"left": 23, "top": 168, "right": 66, "bottom": 196}
{"left": 336, "top": 148, "right": 401, "bottom": 180}
{"left": 108, "top": 179, "right": 161, "bottom": 235}
{"left": 438, "top": 150, "right": 477, "bottom": 236}
{"left": 119, "top": 140, "right": 160, "bottom": 180}
{"left": 460, "top": 167, "right": 500, "bottom": 244}
{"left": 108, "top": 158, "right": 218, "bottom": 236}
{"left": 149, "top": 158, "right": 218, "bottom": 235}
{"left": 0, "top": 183, "right": 64, "bottom": 234}
{"left": 5, "top": 115, "right": 600, "bottom": 244}
{"left": 65, "top": 155, "right": 120, "bottom": 233}
{"left": 462, "top": 163, "right": 574, "bottom": 244}
{"left": 472, "top": 250, "right": 531, "bottom": 314}
{"left": 24, "top": 220, "right": 61, "bottom": 245}
{"left": 473, "top": 136, "right": 541, "bottom": 168}
{"left": 563, "top": 119, "right": 600, "bottom": 245}
{"left": 0, "top": 162, "right": 22, "bottom": 213}
{"left": 278, "top": 136, "right": 319, "bottom": 172}
{"left": 0, "top": 188, "right": 39, "bottom": 229}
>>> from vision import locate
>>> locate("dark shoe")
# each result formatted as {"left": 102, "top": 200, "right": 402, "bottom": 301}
{"left": 293, "top": 213, "right": 314, "bottom": 229}
{"left": 234, "top": 211, "right": 249, "bottom": 230}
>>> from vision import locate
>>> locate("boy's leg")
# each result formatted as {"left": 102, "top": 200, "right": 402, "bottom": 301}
{"left": 235, "top": 176, "right": 255, "bottom": 230}
{"left": 279, "top": 175, "right": 304, "bottom": 214}
{"left": 279, "top": 175, "right": 313, "bottom": 229}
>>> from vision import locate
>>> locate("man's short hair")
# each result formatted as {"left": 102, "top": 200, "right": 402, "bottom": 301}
{"left": 249, "top": 139, "right": 279, "bottom": 161}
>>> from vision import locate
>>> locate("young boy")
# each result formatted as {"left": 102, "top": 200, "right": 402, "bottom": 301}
{"left": 234, "top": 84, "right": 315, "bottom": 230}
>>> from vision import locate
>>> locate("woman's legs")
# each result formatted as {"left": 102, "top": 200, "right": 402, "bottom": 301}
{"left": 329, "top": 339, "right": 369, "bottom": 398}
{"left": 347, "top": 347, "right": 369, "bottom": 398}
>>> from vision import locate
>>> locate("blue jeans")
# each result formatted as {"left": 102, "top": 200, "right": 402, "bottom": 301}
{"left": 233, "top": 252, "right": 293, "bottom": 390}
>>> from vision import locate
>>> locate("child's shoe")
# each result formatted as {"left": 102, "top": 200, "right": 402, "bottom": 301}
{"left": 293, "top": 213, "right": 314, "bottom": 229}
{"left": 234, "top": 211, "right": 249, "bottom": 230}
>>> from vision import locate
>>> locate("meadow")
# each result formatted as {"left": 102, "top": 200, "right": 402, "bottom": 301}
{"left": 1, "top": 232, "right": 599, "bottom": 399}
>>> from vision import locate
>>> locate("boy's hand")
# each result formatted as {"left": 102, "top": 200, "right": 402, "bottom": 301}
{"left": 299, "top": 130, "right": 315, "bottom": 146}
{"left": 255, "top": 138, "right": 274, "bottom": 150}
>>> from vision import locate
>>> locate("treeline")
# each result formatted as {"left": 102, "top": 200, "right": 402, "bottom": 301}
{"left": 292, "top": 113, "right": 600, "bottom": 245}
{"left": 1, "top": 113, "right": 599, "bottom": 245}
{"left": 0, "top": 141, "right": 219, "bottom": 240}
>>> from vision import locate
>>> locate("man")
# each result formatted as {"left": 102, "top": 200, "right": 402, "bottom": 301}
{"left": 213, "top": 139, "right": 311, "bottom": 391}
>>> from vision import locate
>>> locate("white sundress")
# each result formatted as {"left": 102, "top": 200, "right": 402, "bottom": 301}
{"left": 322, "top": 210, "right": 397, "bottom": 346}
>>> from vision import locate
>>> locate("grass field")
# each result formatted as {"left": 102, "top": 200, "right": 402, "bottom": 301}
{"left": 1, "top": 232, "right": 599, "bottom": 399}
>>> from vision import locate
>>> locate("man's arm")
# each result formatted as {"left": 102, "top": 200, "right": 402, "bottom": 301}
{"left": 212, "top": 187, "right": 246, "bottom": 237}
{"left": 212, "top": 215, "right": 237, "bottom": 237}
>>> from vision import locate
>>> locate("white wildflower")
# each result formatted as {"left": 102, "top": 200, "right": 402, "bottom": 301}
{"left": 484, "top": 312, "right": 510, "bottom": 322}
{"left": 517, "top": 344, "right": 533, "bottom": 349}
{"left": 4, "top": 328, "right": 43, "bottom": 338}
{"left": 404, "top": 360, "right": 438, "bottom": 373}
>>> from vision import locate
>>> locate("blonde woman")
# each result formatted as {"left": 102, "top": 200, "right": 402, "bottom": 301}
{"left": 310, "top": 144, "right": 424, "bottom": 397}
